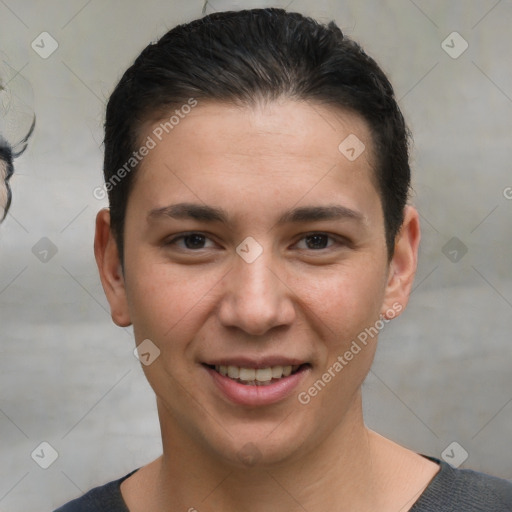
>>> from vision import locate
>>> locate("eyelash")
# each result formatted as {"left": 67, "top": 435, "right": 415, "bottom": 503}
{"left": 165, "top": 232, "right": 346, "bottom": 252}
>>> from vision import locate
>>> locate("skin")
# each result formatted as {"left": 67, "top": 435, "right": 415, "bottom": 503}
{"left": 95, "top": 99, "right": 439, "bottom": 511}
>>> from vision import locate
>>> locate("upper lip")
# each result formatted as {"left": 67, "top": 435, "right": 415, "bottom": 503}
{"left": 203, "top": 357, "right": 309, "bottom": 369}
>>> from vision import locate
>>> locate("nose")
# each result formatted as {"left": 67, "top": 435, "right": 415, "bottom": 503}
{"left": 217, "top": 249, "right": 296, "bottom": 337}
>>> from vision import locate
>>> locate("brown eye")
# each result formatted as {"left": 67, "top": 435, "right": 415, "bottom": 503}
{"left": 304, "top": 234, "right": 330, "bottom": 249}
{"left": 295, "top": 233, "right": 338, "bottom": 250}
{"left": 182, "top": 234, "right": 207, "bottom": 249}
{"left": 166, "top": 232, "right": 216, "bottom": 250}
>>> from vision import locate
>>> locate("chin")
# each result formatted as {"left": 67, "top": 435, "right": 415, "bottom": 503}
{"left": 204, "top": 421, "right": 312, "bottom": 470}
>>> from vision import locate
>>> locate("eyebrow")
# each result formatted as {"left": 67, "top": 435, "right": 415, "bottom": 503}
{"left": 148, "top": 202, "right": 365, "bottom": 226}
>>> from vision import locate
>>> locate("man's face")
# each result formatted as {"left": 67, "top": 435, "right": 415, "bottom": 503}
{"left": 98, "top": 99, "right": 416, "bottom": 467}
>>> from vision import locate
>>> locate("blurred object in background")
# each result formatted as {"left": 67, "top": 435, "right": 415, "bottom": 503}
{"left": 0, "top": 54, "right": 36, "bottom": 222}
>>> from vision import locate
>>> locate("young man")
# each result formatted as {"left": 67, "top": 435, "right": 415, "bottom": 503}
{"left": 56, "top": 8, "right": 512, "bottom": 512}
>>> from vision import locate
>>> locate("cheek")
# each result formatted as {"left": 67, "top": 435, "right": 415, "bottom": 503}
{"left": 124, "top": 259, "right": 222, "bottom": 347}
{"left": 291, "top": 261, "right": 387, "bottom": 340}
{"left": 300, "top": 270, "right": 384, "bottom": 411}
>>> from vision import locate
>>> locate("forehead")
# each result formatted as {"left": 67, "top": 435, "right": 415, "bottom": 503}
{"left": 132, "top": 99, "right": 379, "bottom": 217}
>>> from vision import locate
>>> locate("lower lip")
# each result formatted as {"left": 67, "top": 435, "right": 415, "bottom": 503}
{"left": 204, "top": 365, "right": 310, "bottom": 406}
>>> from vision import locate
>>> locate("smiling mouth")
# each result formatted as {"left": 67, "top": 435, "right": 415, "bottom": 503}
{"left": 204, "top": 364, "right": 309, "bottom": 386}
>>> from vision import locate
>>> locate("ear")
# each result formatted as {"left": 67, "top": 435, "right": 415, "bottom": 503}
{"left": 381, "top": 205, "right": 421, "bottom": 318}
{"left": 94, "top": 208, "right": 132, "bottom": 327}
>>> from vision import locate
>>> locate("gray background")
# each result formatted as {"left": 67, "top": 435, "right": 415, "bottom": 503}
{"left": 1, "top": 0, "right": 511, "bottom": 510}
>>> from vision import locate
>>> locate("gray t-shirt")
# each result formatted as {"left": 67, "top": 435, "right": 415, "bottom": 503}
{"left": 54, "top": 456, "right": 512, "bottom": 511}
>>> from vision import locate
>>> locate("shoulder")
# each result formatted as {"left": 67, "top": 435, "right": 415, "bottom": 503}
{"left": 411, "top": 456, "right": 512, "bottom": 512}
{"left": 53, "top": 470, "right": 137, "bottom": 512}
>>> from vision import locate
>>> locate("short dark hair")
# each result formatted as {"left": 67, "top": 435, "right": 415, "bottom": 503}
{"left": 104, "top": 8, "right": 411, "bottom": 262}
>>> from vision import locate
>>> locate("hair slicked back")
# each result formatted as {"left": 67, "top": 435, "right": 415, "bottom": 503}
{"left": 104, "top": 8, "right": 411, "bottom": 261}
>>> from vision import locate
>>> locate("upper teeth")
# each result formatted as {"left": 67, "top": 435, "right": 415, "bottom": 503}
{"left": 215, "top": 365, "right": 299, "bottom": 382}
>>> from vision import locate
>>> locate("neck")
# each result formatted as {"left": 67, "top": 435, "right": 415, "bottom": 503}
{"left": 148, "top": 391, "right": 382, "bottom": 512}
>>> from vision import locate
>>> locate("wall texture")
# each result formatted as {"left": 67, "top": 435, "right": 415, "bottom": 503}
{"left": 0, "top": 1, "right": 511, "bottom": 510}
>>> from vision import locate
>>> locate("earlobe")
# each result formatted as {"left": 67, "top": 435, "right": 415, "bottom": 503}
{"left": 381, "top": 206, "right": 421, "bottom": 318}
{"left": 94, "top": 208, "right": 132, "bottom": 327}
